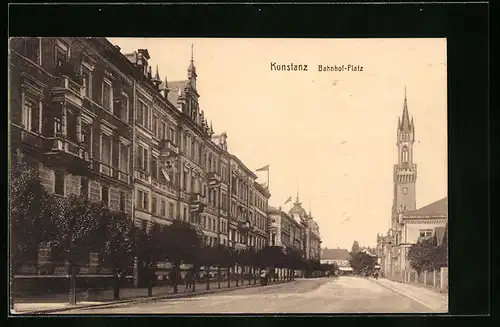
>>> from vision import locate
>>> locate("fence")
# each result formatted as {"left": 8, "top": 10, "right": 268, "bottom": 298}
{"left": 401, "top": 267, "right": 448, "bottom": 293}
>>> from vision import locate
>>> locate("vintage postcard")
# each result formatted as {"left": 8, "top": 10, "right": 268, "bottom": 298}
{"left": 9, "top": 37, "right": 448, "bottom": 314}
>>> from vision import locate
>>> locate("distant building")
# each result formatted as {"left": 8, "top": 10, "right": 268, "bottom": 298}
{"left": 321, "top": 248, "right": 353, "bottom": 274}
{"left": 288, "top": 194, "right": 321, "bottom": 261}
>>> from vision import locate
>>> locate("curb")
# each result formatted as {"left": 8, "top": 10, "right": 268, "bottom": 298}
{"left": 367, "top": 278, "right": 443, "bottom": 312}
{"left": 16, "top": 280, "right": 294, "bottom": 315}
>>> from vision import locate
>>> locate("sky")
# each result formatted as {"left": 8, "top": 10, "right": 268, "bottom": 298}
{"left": 108, "top": 38, "right": 448, "bottom": 250}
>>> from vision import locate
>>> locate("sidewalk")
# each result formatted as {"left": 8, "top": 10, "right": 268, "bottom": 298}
{"left": 369, "top": 277, "right": 449, "bottom": 312}
{"left": 11, "top": 279, "right": 291, "bottom": 315}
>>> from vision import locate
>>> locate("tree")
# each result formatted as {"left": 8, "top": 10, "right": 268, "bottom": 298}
{"left": 351, "top": 241, "right": 361, "bottom": 254}
{"left": 407, "top": 236, "right": 444, "bottom": 276}
{"left": 49, "top": 195, "right": 108, "bottom": 304}
{"left": 349, "top": 251, "right": 376, "bottom": 275}
{"left": 10, "top": 161, "right": 58, "bottom": 271}
{"left": 161, "top": 220, "right": 203, "bottom": 294}
{"left": 100, "top": 211, "right": 136, "bottom": 300}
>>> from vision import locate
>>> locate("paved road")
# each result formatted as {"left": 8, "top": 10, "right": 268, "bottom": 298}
{"left": 58, "top": 276, "right": 436, "bottom": 314}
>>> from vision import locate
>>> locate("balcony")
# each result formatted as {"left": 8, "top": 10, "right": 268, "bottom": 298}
{"left": 206, "top": 172, "right": 221, "bottom": 188}
{"left": 52, "top": 76, "right": 83, "bottom": 107}
{"left": 44, "top": 136, "right": 89, "bottom": 168}
{"left": 238, "top": 220, "right": 251, "bottom": 232}
{"left": 11, "top": 124, "right": 44, "bottom": 150}
{"left": 134, "top": 170, "right": 151, "bottom": 184}
{"left": 189, "top": 192, "right": 206, "bottom": 213}
{"left": 159, "top": 139, "right": 179, "bottom": 157}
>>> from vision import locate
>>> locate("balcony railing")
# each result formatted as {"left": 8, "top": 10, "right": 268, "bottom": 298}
{"left": 159, "top": 139, "right": 179, "bottom": 157}
{"left": 207, "top": 172, "right": 221, "bottom": 187}
{"left": 100, "top": 163, "right": 113, "bottom": 177}
{"left": 52, "top": 76, "right": 84, "bottom": 106}
{"left": 134, "top": 170, "right": 151, "bottom": 184}
{"left": 45, "top": 137, "right": 88, "bottom": 162}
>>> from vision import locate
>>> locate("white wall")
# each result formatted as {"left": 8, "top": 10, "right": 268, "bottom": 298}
{"left": 403, "top": 219, "right": 447, "bottom": 244}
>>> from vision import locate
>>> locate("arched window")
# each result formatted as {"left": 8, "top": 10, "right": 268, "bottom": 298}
{"left": 402, "top": 146, "right": 409, "bottom": 163}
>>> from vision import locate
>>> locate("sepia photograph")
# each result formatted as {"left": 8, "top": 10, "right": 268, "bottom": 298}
{"left": 9, "top": 37, "right": 448, "bottom": 315}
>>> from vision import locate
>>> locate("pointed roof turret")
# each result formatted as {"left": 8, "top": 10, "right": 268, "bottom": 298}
{"left": 188, "top": 43, "right": 197, "bottom": 76}
{"left": 400, "top": 86, "right": 412, "bottom": 132}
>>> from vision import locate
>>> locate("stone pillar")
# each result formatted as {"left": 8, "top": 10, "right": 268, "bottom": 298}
{"left": 433, "top": 269, "right": 437, "bottom": 288}
{"left": 76, "top": 115, "right": 82, "bottom": 142}
{"left": 61, "top": 105, "right": 67, "bottom": 136}
{"left": 423, "top": 270, "right": 427, "bottom": 285}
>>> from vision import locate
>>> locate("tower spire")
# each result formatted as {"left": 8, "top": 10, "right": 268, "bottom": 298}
{"left": 191, "top": 43, "right": 194, "bottom": 62}
{"left": 400, "top": 86, "right": 411, "bottom": 131}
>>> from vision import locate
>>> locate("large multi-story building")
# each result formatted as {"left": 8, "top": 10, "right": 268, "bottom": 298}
{"left": 267, "top": 205, "right": 304, "bottom": 252}
{"left": 268, "top": 194, "right": 321, "bottom": 260}
{"left": 10, "top": 37, "right": 135, "bottom": 225}
{"left": 9, "top": 37, "right": 271, "bottom": 254}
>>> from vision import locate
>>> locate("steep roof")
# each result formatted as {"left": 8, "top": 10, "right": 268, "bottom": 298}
{"left": 321, "top": 248, "right": 351, "bottom": 261}
{"left": 404, "top": 197, "right": 448, "bottom": 218}
{"left": 164, "top": 80, "right": 187, "bottom": 108}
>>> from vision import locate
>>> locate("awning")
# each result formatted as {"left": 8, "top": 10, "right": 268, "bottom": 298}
{"left": 339, "top": 267, "right": 353, "bottom": 272}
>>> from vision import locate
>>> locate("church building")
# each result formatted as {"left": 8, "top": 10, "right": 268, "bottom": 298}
{"left": 377, "top": 89, "right": 448, "bottom": 282}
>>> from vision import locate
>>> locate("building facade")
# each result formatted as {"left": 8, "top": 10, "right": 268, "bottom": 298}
{"left": 287, "top": 195, "right": 322, "bottom": 260}
{"left": 320, "top": 248, "right": 353, "bottom": 274}
{"left": 377, "top": 90, "right": 448, "bottom": 281}
{"left": 267, "top": 205, "right": 304, "bottom": 252}
{"left": 9, "top": 37, "right": 271, "bottom": 256}
{"left": 10, "top": 37, "right": 135, "bottom": 225}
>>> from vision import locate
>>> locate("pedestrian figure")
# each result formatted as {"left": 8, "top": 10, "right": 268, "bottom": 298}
{"left": 260, "top": 269, "right": 267, "bottom": 286}
{"left": 184, "top": 269, "right": 195, "bottom": 292}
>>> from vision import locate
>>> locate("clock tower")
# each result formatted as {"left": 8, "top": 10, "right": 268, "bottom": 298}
{"left": 392, "top": 87, "right": 417, "bottom": 229}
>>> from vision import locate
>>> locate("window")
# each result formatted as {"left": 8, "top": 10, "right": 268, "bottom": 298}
{"left": 183, "top": 207, "right": 187, "bottom": 221}
{"left": 191, "top": 139, "right": 195, "bottom": 159}
{"left": 161, "top": 200, "right": 166, "bottom": 217}
{"left": 158, "top": 120, "right": 164, "bottom": 140}
{"left": 402, "top": 146, "right": 409, "bottom": 163}
{"left": 419, "top": 230, "right": 433, "bottom": 238}
{"left": 54, "top": 171, "right": 65, "bottom": 196}
{"left": 184, "top": 134, "right": 189, "bottom": 153}
{"left": 119, "top": 144, "right": 129, "bottom": 173}
{"left": 152, "top": 197, "right": 157, "bottom": 215}
{"left": 137, "top": 100, "right": 149, "bottom": 129}
{"left": 66, "top": 110, "right": 78, "bottom": 143}
{"left": 21, "top": 95, "right": 40, "bottom": 133}
{"left": 151, "top": 157, "right": 158, "bottom": 179}
{"left": 203, "top": 216, "right": 207, "bottom": 228}
{"left": 121, "top": 94, "right": 129, "bottom": 123}
{"left": 169, "top": 127, "right": 176, "bottom": 143}
{"left": 81, "top": 178, "right": 89, "bottom": 198}
{"left": 183, "top": 171, "right": 188, "bottom": 191}
{"left": 25, "top": 37, "right": 41, "bottom": 65}
{"left": 55, "top": 41, "right": 68, "bottom": 67}
{"left": 169, "top": 203, "right": 174, "bottom": 218}
{"left": 81, "top": 122, "right": 92, "bottom": 155}
{"left": 101, "top": 134, "right": 112, "bottom": 166}
{"left": 81, "top": 67, "right": 92, "bottom": 98}
{"left": 137, "top": 145, "right": 149, "bottom": 172}
{"left": 101, "top": 185, "right": 109, "bottom": 206}
{"left": 152, "top": 115, "right": 158, "bottom": 138}
{"left": 102, "top": 80, "right": 112, "bottom": 111}
{"left": 162, "top": 122, "right": 168, "bottom": 140}
{"left": 120, "top": 191, "right": 126, "bottom": 212}
{"left": 137, "top": 190, "right": 149, "bottom": 210}
{"left": 54, "top": 117, "right": 62, "bottom": 136}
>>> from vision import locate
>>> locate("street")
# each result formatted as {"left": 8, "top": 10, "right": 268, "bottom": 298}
{"left": 57, "top": 276, "right": 445, "bottom": 314}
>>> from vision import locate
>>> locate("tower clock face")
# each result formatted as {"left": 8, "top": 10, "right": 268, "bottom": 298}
{"left": 403, "top": 187, "right": 408, "bottom": 194}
